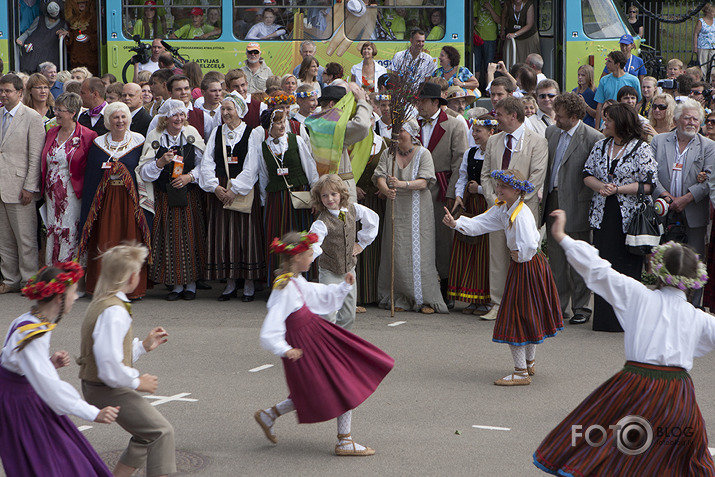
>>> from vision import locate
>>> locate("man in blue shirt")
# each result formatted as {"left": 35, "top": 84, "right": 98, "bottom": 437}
{"left": 600, "top": 34, "right": 647, "bottom": 82}
{"left": 39, "top": 61, "right": 63, "bottom": 99}
{"left": 594, "top": 50, "right": 642, "bottom": 126}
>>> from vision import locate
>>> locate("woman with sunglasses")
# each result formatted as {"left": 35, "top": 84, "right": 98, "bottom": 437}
{"left": 626, "top": 6, "right": 643, "bottom": 38}
{"left": 647, "top": 93, "right": 676, "bottom": 135}
{"left": 705, "top": 110, "right": 715, "bottom": 141}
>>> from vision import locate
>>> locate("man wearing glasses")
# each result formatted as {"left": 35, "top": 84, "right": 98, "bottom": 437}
{"left": 240, "top": 42, "right": 273, "bottom": 94}
{"left": 526, "top": 79, "right": 560, "bottom": 137}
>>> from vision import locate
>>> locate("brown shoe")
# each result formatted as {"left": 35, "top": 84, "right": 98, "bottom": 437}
{"left": 356, "top": 306, "right": 367, "bottom": 313}
{"left": 335, "top": 433, "right": 376, "bottom": 456}
{"left": 0, "top": 283, "right": 20, "bottom": 294}
{"left": 420, "top": 306, "right": 435, "bottom": 314}
{"left": 494, "top": 368, "right": 531, "bottom": 386}
{"left": 526, "top": 360, "right": 535, "bottom": 376}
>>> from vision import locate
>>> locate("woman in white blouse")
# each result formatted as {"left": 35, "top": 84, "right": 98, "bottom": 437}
{"left": 245, "top": 8, "right": 286, "bottom": 40}
{"left": 200, "top": 93, "right": 265, "bottom": 301}
{"left": 350, "top": 42, "right": 387, "bottom": 93}
{"left": 535, "top": 210, "right": 715, "bottom": 476}
{"left": 139, "top": 99, "right": 207, "bottom": 301}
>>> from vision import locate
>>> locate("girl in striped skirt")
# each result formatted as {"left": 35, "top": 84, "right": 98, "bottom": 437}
{"left": 443, "top": 169, "right": 562, "bottom": 386}
{"left": 447, "top": 116, "right": 497, "bottom": 315}
{"left": 533, "top": 210, "right": 715, "bottom": 476}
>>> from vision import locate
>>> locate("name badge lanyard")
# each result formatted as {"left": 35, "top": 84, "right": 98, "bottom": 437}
{"left": 102, "top": 132, "right": 131, "bottom": 169}
{"left": 267, "top": 138, "right": 289, "bottom": 176}
{"left": 607, "top": 140, "right": 628, "bottom": 183}
{"left": 672, "top": 141, "right": 690, "bottom": 195}
{"left": 513, "top": 4, "right": 522, "bottom": 30}
{"left": 162, "top": 130, "right": 187, "bottom": 161}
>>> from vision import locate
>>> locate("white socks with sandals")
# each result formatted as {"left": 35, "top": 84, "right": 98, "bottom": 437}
{"left": 495, "top": 344, "right": 536, "bottom": 385}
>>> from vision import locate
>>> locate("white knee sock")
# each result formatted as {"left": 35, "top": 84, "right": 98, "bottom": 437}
{"left": 185, "top": 282, "right": 196, "bottom": 293}
{"left": 275, "top": 398, "right": 295, "bottom": 416}
{"left": 525, "top": 344, "right": 536, "bottom": 362}
{"left": 244, "top": 279, "right": 255, "bottom": 296}
{"left": 336, "top": 411, "right": 368, "bottom": 451}
{"left": 498, "top": 345, "right": 528, "bottom": 381}
{"left": 172, "top": 284, "right": 184, "bottom": 293}
{"left": 223, "top": 279, "right": 236, "bottom": 295}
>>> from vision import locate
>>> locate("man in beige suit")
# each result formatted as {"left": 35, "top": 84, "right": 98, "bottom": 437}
{"left": 0, "top": 74, "right": 45, "bottom": 293}
{"left": 416, "top": 82, "right": 468, "bottom": 308}
{"left": 480, "top": 96, "right": 547, "bottom": 320}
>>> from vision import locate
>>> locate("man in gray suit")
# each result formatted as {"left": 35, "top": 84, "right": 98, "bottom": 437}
{"left": 654, "top": 98, "right": 715, "bottom": 306}
{"left": 0, "top": 74, "right": 45, "bottom": 293}
{"left": 542, "top": 93, "right": 604, "bottom": 324}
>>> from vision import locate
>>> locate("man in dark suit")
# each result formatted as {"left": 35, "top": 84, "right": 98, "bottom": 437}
{"left": 78, "top": 77, "right": 109, "bottom": 136}
{"left": 123, "top": 82, "right": 152, "bottom": 137}
{"left": 541, "top": 93, "right": 604, "bottom": 324}
{"left": 655, "top": 98, "right": 715, "bottom": 306}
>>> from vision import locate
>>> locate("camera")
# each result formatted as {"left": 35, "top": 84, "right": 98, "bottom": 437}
{"left": 129, "top": 35, "right": 151, "bottom": 65}
{"left": 657, "top": 79, "right": 678, "bottom": 90}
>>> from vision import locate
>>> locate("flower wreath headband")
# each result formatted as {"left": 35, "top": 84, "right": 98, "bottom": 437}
{"left": 375, "top": 94, "right": 391, "bottom": 101}
{"left": 472, "top": 119, "right": 498, "bottom": 127}
{"left": 650, "top": 241, "right": 708, "bottom": 290}
{"left": 265, "top": 94, "right": 296, "bottom": 107}
{"left": 22, "top": 261, "right": 84, "bottom": 301}
{"left": 491, "top": 170, "right": 535, "bottom": 193}
{"left": 269, "top": 231, "right": 318, "bottom": 256}
{"left": 295, "top": 90, "right": 318, "bottom": 99}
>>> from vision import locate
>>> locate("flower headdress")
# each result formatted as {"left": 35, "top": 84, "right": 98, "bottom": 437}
{"left": 269, "top": 232, "right": 318, "bottom": 256}
{"left": 375, "top": 94, "right": 391, "bottom": 102}
{"left": 22, "top": 262, "right": 84, "bottom": 301}
{"left": 295, "top": 90, "right": 318, "bottom": 99}
{"left": 265, "top": 93, "right": 296, "bottom": 107}
{"left": 473, "top": 119, "right": 498, "bottom": 127}
{"left": 650, "top": 241, "right": 708, "bottom": 290}
{"left": 491, "top": 170, "right": 535, "bottom": 193}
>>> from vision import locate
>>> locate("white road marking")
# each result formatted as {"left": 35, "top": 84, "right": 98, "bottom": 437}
{"left": 144, "top": 392, "right": 198, "bottom": 406}
{"left": 388, "top": 321, "right": 407, "bottom": 327}
{"left": 472, "top": 425, "right": 511, "bottom": 431}
{"left": 78, "top": 425, "right": 93, "bottom": 432}
{"left": 249, "top": 364, "right": 274, "bottom": 373}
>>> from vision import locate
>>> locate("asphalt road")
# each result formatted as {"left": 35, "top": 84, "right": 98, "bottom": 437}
{"left": 2, "top": 286, "right": 715, "bottom": 477}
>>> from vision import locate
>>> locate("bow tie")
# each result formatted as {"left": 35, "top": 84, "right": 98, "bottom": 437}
{"left": 420, "top": 117, "right": 435, "bottom": 126}
{"left": 88, "top": 102, "right": 106, "bottom": 118}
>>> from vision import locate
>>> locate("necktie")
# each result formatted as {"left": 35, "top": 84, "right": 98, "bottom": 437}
{"left": 88, "top": 102, "right": 106, "bottom": 118}
{"left": 124, "top": 302, "right": 133, "bottom": 316}
{"left": 501, "top": 134, "right": 512, "bottom": 170}
{"left": 1, "top": 111, "right": 9, "bottom": 140}
{"left": 550, "top": 131, "right": 569, "bottom": 192}
{"left": 338, "top": 211, "right": 346, "bottom": 222}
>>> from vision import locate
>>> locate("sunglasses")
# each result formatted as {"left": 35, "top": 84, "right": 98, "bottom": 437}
{"left": 538, "top": 93, "right": 557, "bottom": 99}
{"left": 629, "top": 10, "right": 637, "bottom": 13}
{"left": 653, "top": 103, "right": 668, "bottom": 110}
{"left": 706, "top": 119, "right": 715, "bottom": 125}
{"left": 247, "top": 50, "right": 260, "bottom": 55}
{"left": 691, "top": 90, "right": 704, "bottom": 95}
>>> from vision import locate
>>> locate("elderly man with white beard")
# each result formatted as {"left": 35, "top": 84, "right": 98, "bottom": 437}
{"left": 652, "top": 98, "right": 715, "bottom": 306}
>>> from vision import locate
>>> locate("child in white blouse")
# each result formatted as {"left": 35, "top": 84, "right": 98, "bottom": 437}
{"left": 309, "top": 174, "right": 379, "bottom": 330}
{"left": 255, "top": 231, "right": 394, "bottom": 456}
{"left": 443, "top": 169, "right": 563, "bottom": 386}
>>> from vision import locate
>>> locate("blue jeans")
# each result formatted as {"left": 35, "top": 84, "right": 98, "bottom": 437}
{"left": 474, "top": 39, "right": 497, "bottom": 79}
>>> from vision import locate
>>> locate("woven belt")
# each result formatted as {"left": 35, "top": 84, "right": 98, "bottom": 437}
{"left": 109, "top": 179, "right": 124, "bottom": 186}
{"left": 338, "top": 172, "right": 354, "bottom": 181}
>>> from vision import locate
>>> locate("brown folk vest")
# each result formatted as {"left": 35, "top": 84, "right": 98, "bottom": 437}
{"left": 77, "top": 296, "right": 133, "bottom": 384}
{"left": 317, "top": 204, "right": 357, "bottom": 275}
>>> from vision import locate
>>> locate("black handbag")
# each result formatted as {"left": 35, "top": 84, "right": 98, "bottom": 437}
{"left": 625, "top": 181, "right": 663, "bottom": 255}
{"left": 688, "top": 53, "right": 699, "bottom": 68}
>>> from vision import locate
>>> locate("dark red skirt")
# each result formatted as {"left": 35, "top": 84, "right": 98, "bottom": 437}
{"left": 534, "top": 361, "right": 715, "bottom": 476}
{"left": 281, "top": 304, "right": 394, "bottom": 424}
{"left": 493, "top": 252, "right": 563, "bottom": 345}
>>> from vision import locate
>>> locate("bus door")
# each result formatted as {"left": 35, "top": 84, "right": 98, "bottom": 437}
{"left": 537, "top": 0, "right": 556, "bottom": 81}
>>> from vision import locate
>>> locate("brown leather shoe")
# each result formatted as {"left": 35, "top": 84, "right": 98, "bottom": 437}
{"left": 0, "top": 283, "right": 21, "bottom": 294}
{"left": 420, "top": 306, "right": 435, "bottom": 314}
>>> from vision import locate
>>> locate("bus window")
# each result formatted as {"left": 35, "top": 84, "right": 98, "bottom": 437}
{"left": 234, "top": 2, "right": 332, "bottom": 41}
{"left": 345, "top": 1, "right": 445, "bottom": 41}
{"left": 581, "top": 0, "right": 627, "bottom": 39}
{"left": 122, "top": 1, "right": 222, "bottom": 40}
{"left": 538, "top": 0, "right": 553, "bottom": 36}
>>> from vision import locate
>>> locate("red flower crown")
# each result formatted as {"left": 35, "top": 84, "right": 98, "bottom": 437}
{"left": 22, "top": 261, "right": 84, "bottom": 301}
{"left": 269, "top": 232, "right": 318, "bottom": 256}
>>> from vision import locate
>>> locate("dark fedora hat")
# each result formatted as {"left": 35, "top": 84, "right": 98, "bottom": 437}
{"left": 320, "top": 85, "right": 347, "bottom": 102}
{"left": 418, "top": 82, "right": 447, "bottom": 105}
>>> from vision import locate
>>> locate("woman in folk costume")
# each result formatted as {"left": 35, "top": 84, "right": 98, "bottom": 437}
{"left": 0, "top": 262, "right": 118, "bottom": 477}
{"left": 138, "top": 99, "right": 207, "bottom": 301}
{"left": 255, "top": 231, "right": 393, "bottom": 456}
{"left": 199, "top": 92, "right": 265, "bottom": 302}
{"left": 356, "top": 109, "right": 389, "bottom": 309}
{"left": 443, "top": 169, "right": 562, "bottom": 385}
{"left": 447, "top": 116, "right": 496, "bottom": 315}
{"left": 254, "top": 108, "right": 319, "bottom": 283}
{"left": 79, "top": 101, "right": 150, "bottom": 299}
{"left": 373, "top": 118, "right": 447, "bottom": 314}
{"left": 534, "top": 210, "right": 715, "bottom": 476}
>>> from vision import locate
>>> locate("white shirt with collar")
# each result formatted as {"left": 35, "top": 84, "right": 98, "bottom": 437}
{"left": 254, "top": 133, "right": 319, "bottom": 205}
{"left": 200, "top": 122, "right": 249, "bottom": 193}
{"left": 549, "top": 120, "right": 581, "bottom": 191}
{"left": 527, "top": 109, "right": 553, "bottom": 137}
{"left": 455, "top": 145, "right": 485, "bottom": 198}
{"left": 420, "top": 110, "right": 441, "bottom": 147}
{"left": 90, "top": 103, "right": 107, "bottom": 128}
{"left": 92, "top": 292, "right": 148, "bottom": 389}
{"left": 140, "top": 129, "right": 203, "bottom": 184}
{"left": 504, "top": 123, "right": 526, "bottom": 152}
{"left": 309, "top": 204, "right": 380, "bottom": 259}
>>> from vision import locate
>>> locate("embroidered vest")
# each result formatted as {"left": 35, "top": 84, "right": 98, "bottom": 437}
{"left": 263, "top": 133, "right": 309, "bottom": 193}
{"left": 78, "top": 296, "right": 133, "bottom": 384}
{"left": 317, "top": 204, "right": 357, "bottom": 275}
{"left": 214, "top": 124, "right": 253, "bottom": 178}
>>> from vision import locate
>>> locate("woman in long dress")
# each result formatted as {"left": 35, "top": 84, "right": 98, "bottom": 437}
{"left": 42, "top": 92, "right": 96, "bottom": 265}
{"left": 372, "top": 120, "right": 447, "bottom": 314}
{"left": 139, "top": 99, "right": 208, "bottom": 301}
{"left": 200, "top": 92, "right": 265, "bottom": 301}
{"left": 79, "top": 102, "right": 150, "bottom": 299}
{"left": 501, "top": 0, "right": 540, "bottom": 66}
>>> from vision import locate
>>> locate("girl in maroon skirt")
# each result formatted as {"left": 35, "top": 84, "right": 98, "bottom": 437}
{"left": 443, "top": 169, "right": 562, "bottom": 386}
{"left": 254, "top": 231, "right": 394, "bottom": 456}
{"left": 534, "top": 210, "right": 715, "bottom": 476}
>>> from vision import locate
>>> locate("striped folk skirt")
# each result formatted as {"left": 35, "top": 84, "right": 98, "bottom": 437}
{"left": 205, "top": 180, "right": 265, "bottom": 281}
{"left": 447, "top": 193, "right": 490, "bottom": 304}
{"left": 356, "top": 192, "right": 386, "bottom": 305}
{"left": 264, "top": 187, "right": 315, "bottom": 284}
{"left": 534, "top": 361, "right": 715, "bottom": 476}
{"left": 150, "top": 187, "right": 207, "bottom": 285}
{"left": 493, "top": 252, "right": 563, "bottom": 345}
